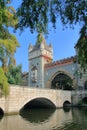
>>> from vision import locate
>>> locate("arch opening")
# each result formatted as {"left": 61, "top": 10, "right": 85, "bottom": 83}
{"left": 21, "top": 98, "right": 56, "bottom": 110}
{"left": 0, "top": 108, "right": 4, "bottom": 119}
{"left": 51, "top": 72, "right": 74, "bottom": 90}
{"left": 63, "top": 101, "right": 71, "bottom": 108}
{"left": 82, "top": 97, "right": 87, "bottom": 105}
{"left": 20, "top": 98, "right": 56, "bottom": 120}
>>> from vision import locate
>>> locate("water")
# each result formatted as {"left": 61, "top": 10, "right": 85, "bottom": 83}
{"left": 0, "top": 108, "right": 87, "bottom": 130}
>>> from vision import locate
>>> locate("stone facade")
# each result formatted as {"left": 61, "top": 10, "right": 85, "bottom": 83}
{"left": 28, "top": 33, "right": 87, "bottom": 90}
{"left": 21, "top": 72, "right": 29, "bottom": 86}
{"left": 28, "top": 33, "right": 53, "bottom": 88}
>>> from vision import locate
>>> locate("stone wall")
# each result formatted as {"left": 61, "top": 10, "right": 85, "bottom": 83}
{"left": 0, "top": 85, "right": 72, "bottom": 115}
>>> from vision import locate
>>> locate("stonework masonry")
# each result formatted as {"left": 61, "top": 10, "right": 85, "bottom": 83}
{"left": 0, "top": 85, "right": 71, "bottom": 114}
{"left": 0, "top": 86, "right": 87, "bottom": 115}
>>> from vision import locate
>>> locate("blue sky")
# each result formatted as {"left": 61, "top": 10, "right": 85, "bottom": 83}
{"left": 10, "top": 0, "right": 81, "bottom": 72}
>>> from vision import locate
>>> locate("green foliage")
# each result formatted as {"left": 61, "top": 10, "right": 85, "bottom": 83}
{"left": 6, "top": 65, "right": 22, "bottom": 85}
{"left": 78, "top": 100, "right": 83, "bottom": 106}
{"left": 0, "top": 34, "right": 19, "bottom": 73}
{"left": 59, "top": 0, "right": 87, "bottom": 27}
{"left": 17, "top": 0, "right": 50, "bottom": 33}
{"left": 76, "top": 26, "right": 87, "bottom": 70}
{"left": 16, "top": 0, "right": 61, "bottom": 33}
{"left": 0, "top": 0, "right": 19, "bottom": 72}
{"left": 0, "top": 67, "right": 9, "bottom": 97}
{"left": 36, "top": 33, "right": 45, "bottom": 44}
{"left": 0, "top": 0, "right": 20, "bottom": 96}
{"left": 17, "top": 0, "right": 86, "bottom": 33}
{"left": 0, "top": 0, "right": 18, "bottom": 39}
{"left": 0, "top": 34, "right": 19, "bottom": 55}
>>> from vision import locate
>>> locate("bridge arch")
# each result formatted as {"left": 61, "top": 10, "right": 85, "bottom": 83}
{"left": 48, "top": 70, "right": 77, "bottom": 90}
{"left": 0, "top": 107, "right": 4, "bottom": 116}
{"left": 82, "top": 97, "right": 87, "bottom": 105}
{"left": 63, "top": 100, "right": 71, "bottom": 108}
{"left": 20, "top": 97, "right": 56, "bottom": 111}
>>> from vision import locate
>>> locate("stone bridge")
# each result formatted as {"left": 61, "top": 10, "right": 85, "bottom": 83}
{"left": 72, "top": 90, "right": 87, "bottom": 105}
{"left": 0, "top": 85, "right": 72, "bottom": 115}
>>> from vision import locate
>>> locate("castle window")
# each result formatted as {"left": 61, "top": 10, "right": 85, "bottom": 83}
{"left": 31, "top": 66, "right": 37, "bottom": 83}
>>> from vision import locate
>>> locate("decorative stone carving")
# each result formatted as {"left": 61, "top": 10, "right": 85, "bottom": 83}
{"left": 31, "top": 66, "right": 37, "bottom": 83}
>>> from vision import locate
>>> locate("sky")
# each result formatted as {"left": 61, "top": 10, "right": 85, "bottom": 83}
{"left": 10, "top": 0, "right": 81, "bottom": 72}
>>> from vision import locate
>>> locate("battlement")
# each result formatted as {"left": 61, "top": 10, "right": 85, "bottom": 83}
{"left": 45, "top": 56, "right": 77, "bottom": 69}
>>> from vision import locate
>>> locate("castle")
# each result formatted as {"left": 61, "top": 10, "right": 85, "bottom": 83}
{"left": 22, "top": 33, "right": 87, "bottom": 90}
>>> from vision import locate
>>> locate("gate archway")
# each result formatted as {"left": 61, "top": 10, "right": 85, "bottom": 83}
{"left": 50, "top": 71, "right": 77, "bottom": 90}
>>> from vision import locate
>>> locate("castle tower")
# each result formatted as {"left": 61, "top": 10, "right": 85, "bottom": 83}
{"left": 28, "top": 33, "right": 53, "bottom": 88}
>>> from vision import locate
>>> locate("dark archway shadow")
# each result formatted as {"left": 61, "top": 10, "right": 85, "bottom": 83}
{"left": 51, "top": 72, "right": 74, "bottom": 90}
{"left": 63, "top": 101, "right": 71, "bottom": 112}
{"left": 0, "top": 108, "right": 4, "bottom": 120}
{"left": 19, "top": 97, "right": 56, "bottom": 123}
{"left": 20, "top": 108, "right": 55, "bottom": 123}
{"left": 82, "top": 97, "right": 87, "bottom": 105}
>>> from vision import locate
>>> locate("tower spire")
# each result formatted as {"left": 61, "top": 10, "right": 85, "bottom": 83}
{"left": 36, "top": 33, "right": 46, "bottom": 46}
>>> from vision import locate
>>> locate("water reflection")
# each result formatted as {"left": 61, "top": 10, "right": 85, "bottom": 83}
{"left": 0, "top": 108, "right": 87, "bottom": 130}
{"left": 20, "top": 108, "right": 55, "bottom": 123}
{"left": 0, "top": 115, "right": 3, "bottom": 120}
{"left": 63, "top": 107, "right": 71, "bottom": 112}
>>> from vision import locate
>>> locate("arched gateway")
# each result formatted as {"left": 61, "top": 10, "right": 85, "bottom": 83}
{"left": 50, "top": 70, "right": 77, "bottom": 90}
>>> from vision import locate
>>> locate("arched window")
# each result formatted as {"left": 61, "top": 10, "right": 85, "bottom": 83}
{"left": 84, "top": 80, "right": 87, "bottom": 90}
{"left": 31, "top": 66, "right": 37, "bottom": 83}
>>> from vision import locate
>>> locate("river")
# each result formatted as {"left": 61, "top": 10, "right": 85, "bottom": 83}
{"left": 0, "top": 108, "right": 87, "bottom": 130}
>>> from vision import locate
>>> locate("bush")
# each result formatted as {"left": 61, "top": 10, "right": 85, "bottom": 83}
{"left": 0, "top": 67, "right": 9, "bottom": 97}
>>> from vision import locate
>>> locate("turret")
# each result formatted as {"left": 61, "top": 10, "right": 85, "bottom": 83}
{"left": 28, "top": 44, "right": 33, "bottom": 52}
{"left": 28, "top": 33, "right": 53, "bottom": 88}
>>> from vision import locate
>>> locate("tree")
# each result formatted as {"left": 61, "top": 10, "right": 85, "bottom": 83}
{"left": 0, "top": 0, "right": 18, "bottom": 39}
{"left": 0, "top": 0, "right": 19, "bottom": 72}
{"left": 6, "top": 65, "right": 22, "bottom": 85}
{"left": 0, "top": 67, "right": 9, "bottom": 97}
{"left": 0, "top": 0, "right": 19, "bottom": 96}
{"left": 0, "top": 34, "right": 19, "bottom": 72}
{"left": 75, "top": 26, "right": 87, "bottom": 70}
{"left": 17, "top": 0, "right": 87, "bottom": 69}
